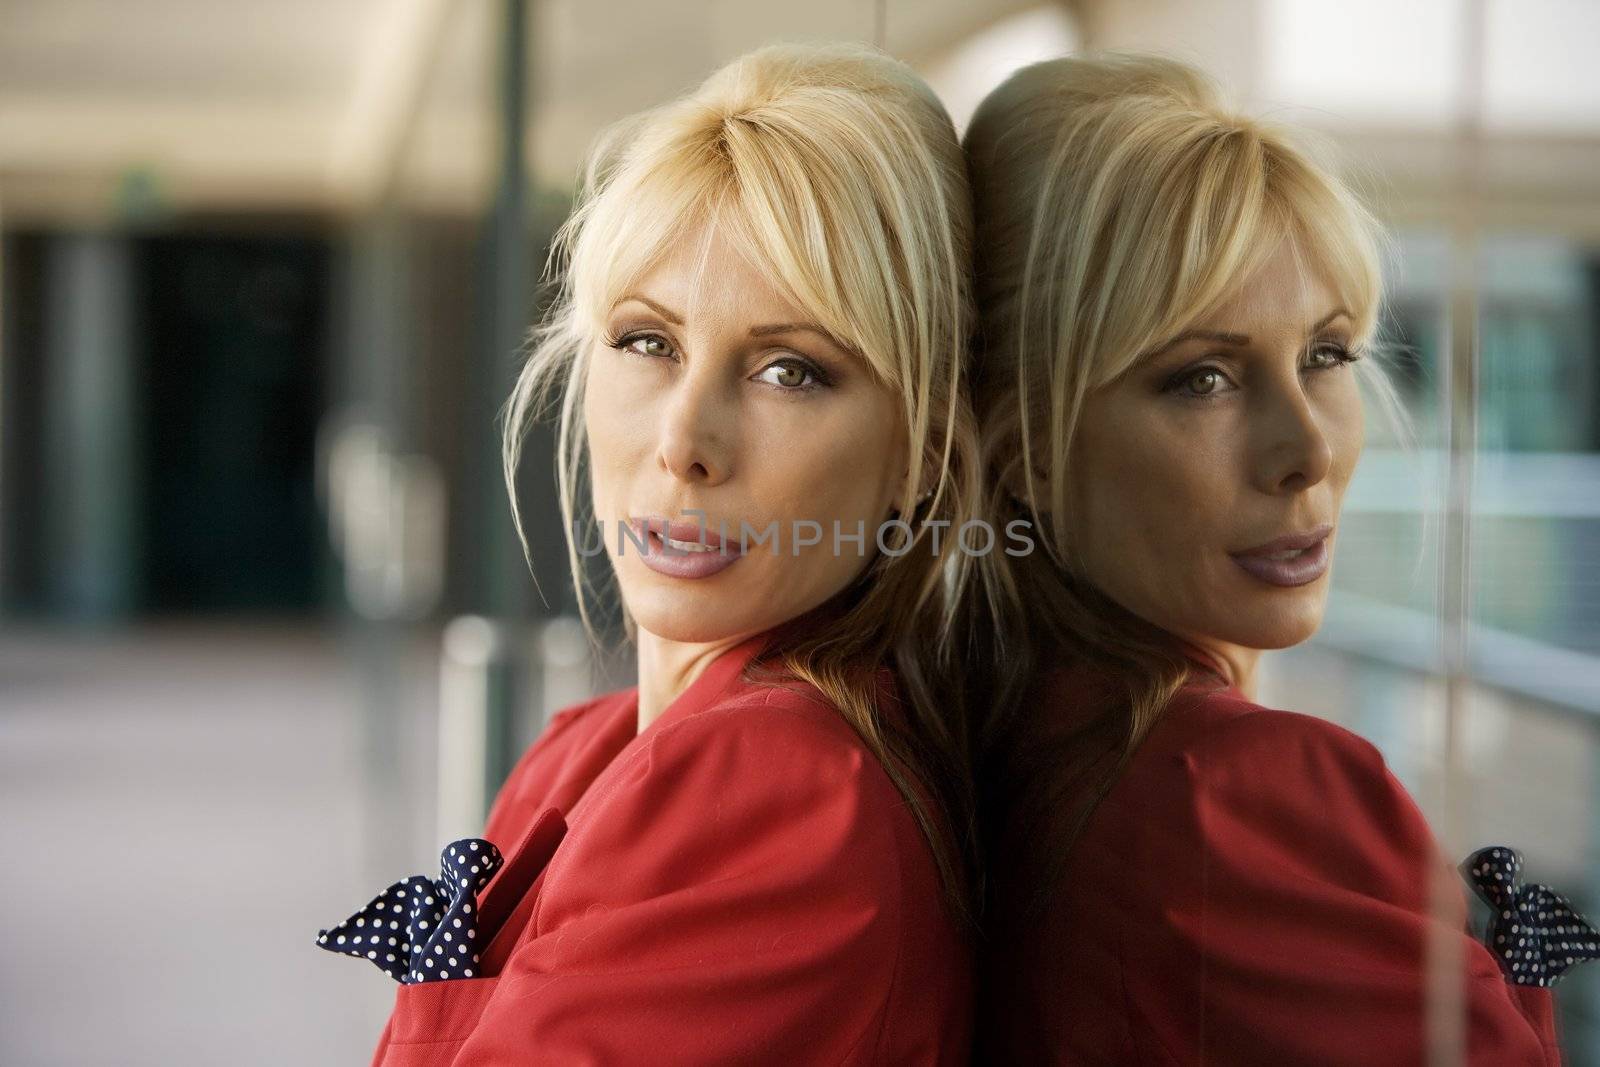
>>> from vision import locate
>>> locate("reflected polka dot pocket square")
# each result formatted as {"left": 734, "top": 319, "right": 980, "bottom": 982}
{"left": 1461, "top": 845, "right": 1600, "bottom": 987}
{"left": 316, "top": 838, "right": 503, "bottom": 984}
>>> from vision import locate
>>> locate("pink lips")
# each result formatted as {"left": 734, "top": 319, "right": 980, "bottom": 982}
{"left": 1228, "top": 523, "right": 1333, "bottom": 588}
{"left": 628, "top": 516, "right": 744, "bottom": 580}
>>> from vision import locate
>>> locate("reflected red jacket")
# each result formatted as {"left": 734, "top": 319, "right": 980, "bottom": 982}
{"left": 975, "top": 654, "right": 1562, "bottom": 1066}
{"left": 367, "top": 633, "right": 972, "bottom": 1066}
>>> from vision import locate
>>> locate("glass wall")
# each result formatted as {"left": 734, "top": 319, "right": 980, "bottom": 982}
{"left": 2, "top": 0, "right": 1597, "bottom": 1062}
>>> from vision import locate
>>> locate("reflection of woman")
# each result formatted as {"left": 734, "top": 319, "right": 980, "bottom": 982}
{"left": 965, "top": 55, "right": 1577, "bottom": 1063}
{"left": 336, "top": 42, "right": 982, "bottom": 1064}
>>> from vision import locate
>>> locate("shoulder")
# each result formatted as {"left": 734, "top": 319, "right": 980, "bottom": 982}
{"left": 1028, "top": 664, "right": 1415, "bottom": 843}
{"left": 504, "top": 690, "right": 629, "bottom": 779}
{"left": 548, "top": 673, "right": 917, "bottom": 897}
{"left": 631, "top": 677, "right": 903, "bottom": 817}
{"left": 486, "top": 667, "right": 969, "bottom": 1064}
{"left": 484, "top": 688, "right": 633, "bottom": 832}
{"left": 544, "top": 687, "right": 630, "bottom": 737}
{"left": 670, "top": 675, "right": 876, "bottom": 748}
{"left": 1037, "top": 662, "right": 1386, "bottom": 776}
{"left": 530, "top": 672, "right": 933, "bottom": 950}
{"left": 1124, "top": 682, "right": 1397, "bottom": 806}
{"left": 1098, "top": 683, "right": 1438, "bottom": 906}
{"left": 1164, "top": 684, "right": 1388, "bottom": 783}
{"left": 1017, "top": 672, "right": 1551, "bottom": 1064}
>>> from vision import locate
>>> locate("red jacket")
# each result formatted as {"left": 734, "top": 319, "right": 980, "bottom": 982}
{"left": 975, "top": 656, "right": 1562, "bottom": 1065}
{"left": 367, "top": 633, "right": 972, "bottom": 1065}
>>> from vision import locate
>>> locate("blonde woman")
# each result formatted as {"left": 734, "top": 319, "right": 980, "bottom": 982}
{"left": 315, "top": 42, "right": 981, "bottom": 1064}
{"left": 964, "top": 54, "right": 1587, "bottom": 1063}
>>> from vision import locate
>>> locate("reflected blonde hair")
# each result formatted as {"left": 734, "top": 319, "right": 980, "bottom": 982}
{"left": 501, "top": 41, "right": 982, "bottom": 924}
{"left": 963, "top": 52, "right": 1415, "bottom": 919}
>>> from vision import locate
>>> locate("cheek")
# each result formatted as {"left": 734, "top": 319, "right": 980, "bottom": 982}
{"left": 1328, "top": 381, "right": 1365, "bottom": 496}
{"left": 1073, "top": 416, "right": 1226, "bottom": 571}
{"left": 583, "top": 362, "right": 653, "bottom": 508}
{"left": 580, "top": 380, "right": 612, "bottom": 504}
{"left": 758, "top": 408, "right": 900, "bottom": 524}
{"left": 1075, "top": 419, "right": 1209, "bottom": 547}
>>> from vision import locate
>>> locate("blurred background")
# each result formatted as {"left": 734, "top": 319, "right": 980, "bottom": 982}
{"left": 1, "top": 0, "right": 1597, "bottom": 1062}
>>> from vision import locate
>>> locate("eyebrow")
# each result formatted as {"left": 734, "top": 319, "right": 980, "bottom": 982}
{"left": 1146, "top": 308, "right": 1352, "bottom": 358}
{"left": 613, "top": 294, "right": 683, "bottom": 325}
{"left": 612, "top": 296, "right": 856, "bottom": 354}
{"left": 748, "top": 321, "right": 856, "bottom": 355}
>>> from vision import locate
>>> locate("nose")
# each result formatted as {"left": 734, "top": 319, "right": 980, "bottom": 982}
{"left": 656, "top": 368, "right": 733, "bottom": 485}
{"left": 1252, "top": 373, "right": 1334, "bottom": 495}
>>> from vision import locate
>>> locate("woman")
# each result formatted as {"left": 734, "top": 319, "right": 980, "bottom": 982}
{"left": 316, "top": 42, "right": 982, "bottom": 1064}
{"left": 964, "top": 54, "right": 1588, "bottom": 1064}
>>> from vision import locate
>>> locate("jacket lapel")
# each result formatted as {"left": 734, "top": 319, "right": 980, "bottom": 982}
{"left": 476, "top": 805, "right": 567, "bottom": 951}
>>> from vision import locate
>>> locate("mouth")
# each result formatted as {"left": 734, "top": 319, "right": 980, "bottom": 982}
{"left": 1257, "top": 545, "right": 1317, "bottom": 562}
{"left": 634, "top": 516, "right": 743, "bottom": 555}
{"left": 658, "top": 531, "right": 722, "bottom": 554}
{"left": 625, "top": 516, "right": 746, "bottom": 581}
{"left": 1227, "top": 524, "right": 1333, "bottom": 588}
{"left": 1231, "top": 523, "right": 1333, "bottom": 559}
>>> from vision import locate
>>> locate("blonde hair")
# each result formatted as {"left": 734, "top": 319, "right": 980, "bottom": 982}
{"left": 501, "top": 41, "right": 982, "bottom": 924}
{"left": 963, "top": 52, "right": 1416, "bottom": 918}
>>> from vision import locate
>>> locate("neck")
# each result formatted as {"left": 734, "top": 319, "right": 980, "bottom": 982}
{"left": 634, "top": 628, "right": 751, "bottom": 735}
{"left": 1184, "top": 637, "right": 1262, "bottom": 702}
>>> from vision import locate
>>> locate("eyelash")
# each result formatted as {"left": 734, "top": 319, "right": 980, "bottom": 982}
{"left": 603, "top": 331, "right": 834, "bottom": 393}
{"left": 1164, "top": 342, "right": 1364, "bottom": 400}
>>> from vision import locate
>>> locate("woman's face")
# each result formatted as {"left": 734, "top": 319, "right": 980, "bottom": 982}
{"left": 1064, "top": 240, "right": 1365, "bottom": 665}
{"left": 583, "top": 220, "right": 911, "bottom": 645}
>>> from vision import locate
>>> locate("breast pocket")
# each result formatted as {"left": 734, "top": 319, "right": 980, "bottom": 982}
{"left": 370, "top": 808, "right": 569, "bottom": 1065}
{"left": 375, "top": 975, "right": 500, "bottom": 1067}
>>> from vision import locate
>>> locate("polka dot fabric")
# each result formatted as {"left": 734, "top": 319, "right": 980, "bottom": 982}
{"left": 1461, "top": 844, "right": 1600, "bottom": 987}
{"left": 315, "top": 838, "right": 503, "bottom": 984}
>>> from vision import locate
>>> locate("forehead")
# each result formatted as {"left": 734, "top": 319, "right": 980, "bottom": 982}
{"left": 1190, "top": 239, "right": 1342, "bottom": 332}
{"left": 613, "top": 218, "right": 810, "bottom": 327}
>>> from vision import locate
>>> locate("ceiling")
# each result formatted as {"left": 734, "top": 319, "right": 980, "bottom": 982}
{"left": 1, "top": 0, "right": 1596, "bottom": 231}
{"left": 0, "top": 0, "right": 1057, "bottom": 222}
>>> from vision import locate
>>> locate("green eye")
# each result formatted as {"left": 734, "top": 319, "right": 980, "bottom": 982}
{"left": 757, "top": 359, "right": 819, "bottom": 390}
{"left": 1162, "top": 363, "right": 1237, "bottom": 400}
{"left": 627, "top": 336, "right": 672, "bottom": 358}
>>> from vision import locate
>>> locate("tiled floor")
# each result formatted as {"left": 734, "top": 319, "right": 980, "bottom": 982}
{"left": 0, "top": 619, "right": 452, "bottom": 1066}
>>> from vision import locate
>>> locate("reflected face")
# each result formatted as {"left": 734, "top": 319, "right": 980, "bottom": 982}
{"left": 582, "top": 221, "right": 910, "bottom": 645}
{"left": 1064, "top": 241, "right": 1365, "bottom": 661}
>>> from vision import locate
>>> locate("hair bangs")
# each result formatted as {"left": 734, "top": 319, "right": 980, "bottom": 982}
{"left": 1108, "top": 129, "right": 1383, "bottom": 385}
{"left": 567, "top": 150, "right": 729, "bottom": 340}
{"left": 566, "top": 120, "right": 905, "bottom": 397}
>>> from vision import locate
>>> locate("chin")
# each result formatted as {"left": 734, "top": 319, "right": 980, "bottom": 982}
{"left": 619, "top": 584, "right": 774, "bottom": 647}
{"left": 629, "top": 609, "right": 758, "bottom": 646}
{"left": 1225, "top": 571, "right": 1330, "bottom": 639}
{"left": 1224, "top": 607, "right": 1326, "bottom": 651}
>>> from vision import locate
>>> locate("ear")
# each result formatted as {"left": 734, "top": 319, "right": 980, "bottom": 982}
{"left": 898, "top": 434, "right": 946, "bottom": 505}
{"left": 1000, "top": 448, "right": 1052, "bottom": 515}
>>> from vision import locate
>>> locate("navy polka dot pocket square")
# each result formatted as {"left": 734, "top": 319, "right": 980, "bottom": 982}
{"left": 1461, "top": 845, "right": 1600, "bottom": 987}
{"left": 317, "top": 838, "right": 503, "bottom": 984}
